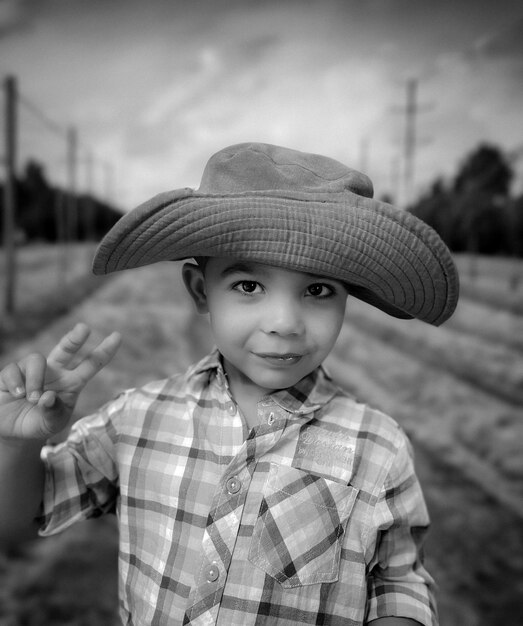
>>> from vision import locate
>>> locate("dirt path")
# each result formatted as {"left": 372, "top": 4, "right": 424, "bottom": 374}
{"left": 417, "top": 442, "right": 523, "bottom": 625}
{"left": 1, "top": 262, "right": 522, "bottom": 625}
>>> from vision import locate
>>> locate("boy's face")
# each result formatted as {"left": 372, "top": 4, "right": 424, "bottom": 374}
{"left": 183, "top": 257, "right": 348, "bottom": 401}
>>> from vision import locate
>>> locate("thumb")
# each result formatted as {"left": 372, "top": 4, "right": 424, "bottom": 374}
{"left": 38, "top": 390, "right": 75, "bottom": 435}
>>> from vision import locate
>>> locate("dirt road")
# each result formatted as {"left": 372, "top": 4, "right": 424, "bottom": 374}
{"left": 1, "top": 262, "right": 522, "bottom": 625}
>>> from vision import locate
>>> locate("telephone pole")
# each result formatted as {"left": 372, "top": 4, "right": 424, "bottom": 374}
{"left": 403, "top": 78, "right": 418, "bottom": 206}
{"left": 393, "top": 77, "right": 432, "bottom": 207}
{"left": 3, "top": 75, "right": 18, "bottom": 315}
{"left": 67, "top": 126, "right": 78, "bottom": 243}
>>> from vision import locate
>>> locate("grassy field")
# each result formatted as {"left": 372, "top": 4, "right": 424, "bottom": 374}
{"left": 1, "top": 244, "right": 522, "bottom": 625}
{"left": 0, "top": 243, "right": 112, "bottom": 356}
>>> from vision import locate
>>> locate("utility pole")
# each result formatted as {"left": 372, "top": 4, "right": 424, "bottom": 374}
{"left": 3, "top": 75, "right": 18, "bottom": 315}
{"left": 57, "top": 126, "right": 78, "bottom": 309}
{"left": 83, "top": 150, "right": 96, "bottom": 267}
{"left": 84, "top": 150, "right": 95, "bottom": 241}
{"left": 403, "top": 78, "right": 417, "bottom": 207}
{"left": 392, "top": 77, "right": 432, "bottom": 207}
{"left": 67, "top": 126, "right": 78, "bottom": 243}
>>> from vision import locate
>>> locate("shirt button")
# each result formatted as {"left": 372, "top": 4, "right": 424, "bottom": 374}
{"left": 226, "top": 476, "right": 242, "bottom": 494}
{"left": 226, "top": 401, "right": 237, "bottom": 416}
{"left": 206, "top": 562, "right": 220, "bottom": 583}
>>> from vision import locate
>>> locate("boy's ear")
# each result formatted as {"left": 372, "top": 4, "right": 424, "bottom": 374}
{"left": 182, "top": 262, "right": 209, "bottom": 314}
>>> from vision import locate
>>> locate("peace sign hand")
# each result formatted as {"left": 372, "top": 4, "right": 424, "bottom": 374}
{"left": 0, "top": 324, "right": 122, "bottom": 441}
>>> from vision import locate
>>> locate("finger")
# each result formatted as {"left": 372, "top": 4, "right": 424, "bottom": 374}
{"left": 38, "top": 389, "right": 57, "bottom": 409}
{"left": 0, "top": 362, "right": 27, "bottom": 397}
{"left": 73, "top": 332, "right": 122, "bottom": 383}
{"left": 21, "top": 353, "right": 47, "bottom": 404}
{"left": 47, "top": 323, "right": 91, "bottom": 369}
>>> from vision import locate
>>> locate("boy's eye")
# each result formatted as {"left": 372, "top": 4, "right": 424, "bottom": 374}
{"left": 307, "top": 283, "right": 334, "bottom": 298}
{"left": 234, "top": 280, "right": 261, "bottom": 294}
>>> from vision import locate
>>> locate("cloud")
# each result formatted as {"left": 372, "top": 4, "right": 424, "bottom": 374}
{"left": 0, "top": 0, "right": 32, "bottom": 38}
{"left": 474, "top": 16, "right": 523, "bottom": 59}
{"left": 2, "top": 0, "right": 523, "bottom": 206}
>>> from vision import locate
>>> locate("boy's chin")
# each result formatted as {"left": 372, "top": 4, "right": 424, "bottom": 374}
{"left": 222, "top": 353, "right": 320, "bottom": 396}
{"left": 245, "top": 365, "right": 312, "bottom": 394}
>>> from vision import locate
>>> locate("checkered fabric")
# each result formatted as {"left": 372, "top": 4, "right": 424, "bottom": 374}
{"left": 40, "top": 350, "right": 437, "bottom": 625}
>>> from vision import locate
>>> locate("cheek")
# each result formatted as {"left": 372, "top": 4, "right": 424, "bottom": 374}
{"left": 210, "top": 312, "right": 233, "bottom": 342}
{"left": 309, "top": 306, "right": 346, "bottom": 345}
{"left": 209, "top": 302, "right": 253, "bottom": 345}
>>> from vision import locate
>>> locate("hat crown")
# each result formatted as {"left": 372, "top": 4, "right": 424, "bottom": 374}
{"left": 198, "top": 142, "right": 374, "bottom": 198}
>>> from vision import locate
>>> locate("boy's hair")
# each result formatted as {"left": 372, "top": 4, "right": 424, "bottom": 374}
{"left": 92, "top": 142, "right": 459, "bottom": 326}
{"left": 194, "top": 257, "right": 208, "bottom": 271}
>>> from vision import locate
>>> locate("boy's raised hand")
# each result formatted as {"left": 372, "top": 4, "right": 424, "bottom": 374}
{"left": 0, "top": 323, "right": 121, "bottom": 441}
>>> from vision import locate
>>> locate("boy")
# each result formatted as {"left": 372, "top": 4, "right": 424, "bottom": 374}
{"left": 0, "top": 143, "right": 459, "bottom": 625}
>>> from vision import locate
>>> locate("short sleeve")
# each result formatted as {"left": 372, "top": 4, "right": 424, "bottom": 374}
{"left": 38, "top": 393, "right": 127, "bottom": 536}
{"left": 366, "top": 431, "right": 438, "bottom": 626}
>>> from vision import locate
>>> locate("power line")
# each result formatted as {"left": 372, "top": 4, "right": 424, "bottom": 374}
{"left": 18, "top": 91, "right": 67, "bottom": 139}
{"left": 9, "top": 82, "right": 117, "bottom": 204}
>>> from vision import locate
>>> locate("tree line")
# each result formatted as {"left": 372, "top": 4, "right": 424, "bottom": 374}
{"left": 1, "top": 145, "right": 523, "bottom": 258}
{"left": 0, "top": 159, "right": 122, "bottom": 243}
{"left": 407, "top": 143, "right": 523, "bottom": 257}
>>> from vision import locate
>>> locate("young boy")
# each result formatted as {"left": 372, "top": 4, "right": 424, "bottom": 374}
{"left": 0, "top": 143, "right": 459, "bottom": 625}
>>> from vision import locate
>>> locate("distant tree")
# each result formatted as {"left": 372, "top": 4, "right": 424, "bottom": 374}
{"left": 2, "top": 158, "right": 123, "bottom": 244}
{"left": 18, "top": 160, "right": 57, "bottom": 241}
{"left": 510, "top": 194, "right": 523, "bottom": 258}
{"left": 409, "top": 178, "right": 465, "bottom": 251}
{"left": 452, "top": 145, "right": 514, "bottom": 255}
{"left": 79, "top": 194, "right": 123, "bottom": 240}
{"left": 455, "top": 190, "right": 511, "bottom": 255}
{"left": 410, "top": 144, "right": 518, "bottom": 256}
{"left": 453, "top": 144, "right": 513, "bottom": 197}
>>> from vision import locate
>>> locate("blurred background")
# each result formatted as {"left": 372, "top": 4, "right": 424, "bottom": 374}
{"left": 0, "top": 0, "right": 522, "bottom": 624}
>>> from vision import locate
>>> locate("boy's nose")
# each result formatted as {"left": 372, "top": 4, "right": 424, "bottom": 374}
{"left": 262, "top": 298, "right": 304, "bottom": 336}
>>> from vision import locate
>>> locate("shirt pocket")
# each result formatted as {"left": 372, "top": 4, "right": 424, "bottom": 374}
{"left": 248, "top": 464, "right": 358, "bottom": 588}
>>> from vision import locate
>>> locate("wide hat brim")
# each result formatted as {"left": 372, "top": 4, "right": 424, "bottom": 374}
{"left": 92, "top": 186, "right": 459, "bottom": 325}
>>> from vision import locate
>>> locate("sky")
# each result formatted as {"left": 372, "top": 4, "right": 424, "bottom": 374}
{"left": 1, "top": 0, "right": 523, "bottom": 210}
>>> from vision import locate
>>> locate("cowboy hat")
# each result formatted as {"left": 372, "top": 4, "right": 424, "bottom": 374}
{"left": 92, "top": 142, "right": 459, "bottom": 325}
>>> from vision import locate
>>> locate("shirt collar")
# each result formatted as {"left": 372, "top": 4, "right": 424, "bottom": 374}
{"left": 192, "top": 349, "right": 338, "bottom": 416}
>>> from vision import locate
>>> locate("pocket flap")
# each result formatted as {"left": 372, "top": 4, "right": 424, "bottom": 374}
{"left": 249, "top": 464, "right": 358, "bottom": 588}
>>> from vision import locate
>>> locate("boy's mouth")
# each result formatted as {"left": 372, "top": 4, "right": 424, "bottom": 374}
{"left": 255, "top": 352, "right": 304, "bottom": 366}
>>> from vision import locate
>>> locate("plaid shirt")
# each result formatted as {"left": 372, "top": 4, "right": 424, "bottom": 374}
{"left": 40, "top": 350, "right": 437, "bottom": 625}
